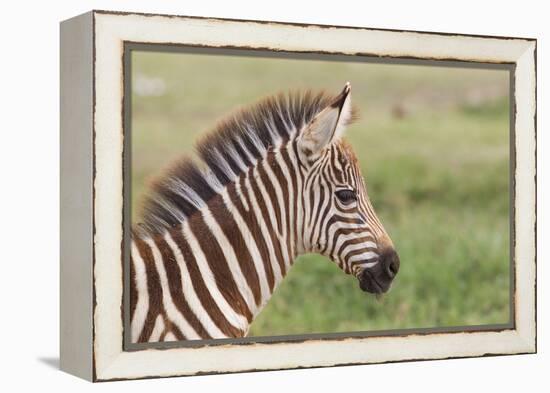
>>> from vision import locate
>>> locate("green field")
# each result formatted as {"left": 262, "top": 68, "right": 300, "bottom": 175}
{"left": 131, "top": 50, "right": 511, "bottom": 336}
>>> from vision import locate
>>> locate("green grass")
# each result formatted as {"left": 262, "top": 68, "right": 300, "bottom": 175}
{"left": 131, "top": 51, "right": 511, "bottom": 336}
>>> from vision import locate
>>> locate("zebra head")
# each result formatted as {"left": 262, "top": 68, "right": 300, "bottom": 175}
{"left": 297, "top": 83, "right": 399, "bottom": 294}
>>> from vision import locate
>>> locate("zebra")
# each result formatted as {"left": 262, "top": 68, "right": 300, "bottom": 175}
{"left": 130, "top": 83, "right": 400, "bottom": 343}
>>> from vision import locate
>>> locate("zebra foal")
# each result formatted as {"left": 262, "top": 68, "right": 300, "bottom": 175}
{"left": 130, "top": 83, "right": 400, "bottom": 343}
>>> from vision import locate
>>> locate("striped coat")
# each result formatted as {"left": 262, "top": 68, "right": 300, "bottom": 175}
{"left": 130, "top": 83, "right": 400, "bottom": 343}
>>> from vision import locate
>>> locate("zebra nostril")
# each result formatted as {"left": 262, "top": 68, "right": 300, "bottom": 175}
{"left": 382, "top": 249, "right": 400, "bottom": 278}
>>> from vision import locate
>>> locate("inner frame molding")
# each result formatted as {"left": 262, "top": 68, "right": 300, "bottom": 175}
{"left": 60, "top": 10, "right": 536, "bottom": 382}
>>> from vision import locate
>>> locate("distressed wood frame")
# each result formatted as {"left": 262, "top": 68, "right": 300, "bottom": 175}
{"left": 60, "top": 10, "right": 537, "bottom": 382}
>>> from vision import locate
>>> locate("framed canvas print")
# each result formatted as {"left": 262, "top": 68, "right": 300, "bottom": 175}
{"left": 60, "top": 10, "right": 537, "bottom": 381}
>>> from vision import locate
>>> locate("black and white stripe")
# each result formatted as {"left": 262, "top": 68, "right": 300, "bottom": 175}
{"left": 130, "top": 84, "right": 398, "bottom": 343}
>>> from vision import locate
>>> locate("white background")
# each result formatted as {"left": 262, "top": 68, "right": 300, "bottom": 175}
{"left": 0, "top": 0, "right": 546, "bottom": 391}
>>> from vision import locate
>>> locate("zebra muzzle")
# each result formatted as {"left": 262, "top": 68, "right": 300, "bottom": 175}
{"left": 358, "top": 247, "right": 400, "bottom": 294}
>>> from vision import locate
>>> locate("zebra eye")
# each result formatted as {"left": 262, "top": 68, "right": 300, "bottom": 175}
{"left": 335, "top": 189, "right": 357, "bottom": 205}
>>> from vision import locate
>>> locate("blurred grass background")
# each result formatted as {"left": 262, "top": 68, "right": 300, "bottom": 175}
{"left": 131, "top": 50, "right": 510, "bottom": 336}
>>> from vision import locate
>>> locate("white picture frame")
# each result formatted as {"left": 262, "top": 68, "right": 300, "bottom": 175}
{"left": 60, "top": 10, "right": 536, "bottom": 381}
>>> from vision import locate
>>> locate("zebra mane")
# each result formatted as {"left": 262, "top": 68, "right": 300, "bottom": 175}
{"left": 136, "top": 89, "right": 357, "bottom": 235}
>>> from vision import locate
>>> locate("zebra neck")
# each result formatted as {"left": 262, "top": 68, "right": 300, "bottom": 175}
{"left": 131, "top": 148, "right": 305, "bottom": 342}
{"left": 168, "top": 169, "right": 299, "bottom": 336}
{"left": 186, "top": 150, "right": 302, "bottom": 313}
{"left": 176, "top": 147, "right": 304, "bottom": 330}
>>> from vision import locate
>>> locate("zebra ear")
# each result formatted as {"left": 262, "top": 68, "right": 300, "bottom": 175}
{"left": 299, "top": 83, "right": 353, "bottom": 161}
